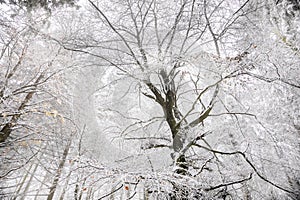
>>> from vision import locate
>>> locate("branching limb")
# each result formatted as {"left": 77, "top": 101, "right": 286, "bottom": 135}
{"left": 141, "top": 144, "right": 171, "bottom": 150}
{"left": 124, "top": 137, "right": 171, "bottom": 142}
{"left": 162, "top": 1, "right": 187, "bottom": 56}
{"left": 145, "top": 82, "right": 165, "bottom": 107}
{"left": 88, "top": 0, "right": 144, "bottom": 71}
{"left": 194, "top": 157, "right": 214, "bottom": 176}
{"left": 0, "top": 150, "right": 39, "bottom": 179}
{"left": 98, "top": 184, "right": 123, "bottom": 200}
{"left": 204, "top": 0, "right": 220, "bottom": 56}
{"left": 241, "top": 71, "right": 300, "bottom": 89}
{"left": 185, "top": 84, "right": 219, "bottom": 128}
{"left": 179, "top": 0, "right": 196, "bottom": 54}
{"left": 205, "top": 173, "right": 253, "bottom": 191}
{"left": 193, "top": 144, "right": 295, "bottom": 194}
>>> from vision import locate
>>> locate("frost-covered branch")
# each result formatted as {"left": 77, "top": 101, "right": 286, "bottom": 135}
{"left": 193, "top": 144, "right": 295, "bottom": 194}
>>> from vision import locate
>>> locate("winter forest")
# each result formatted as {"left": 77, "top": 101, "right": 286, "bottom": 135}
{"left": 0, "top": 0, "right": 299, "bottom": 199}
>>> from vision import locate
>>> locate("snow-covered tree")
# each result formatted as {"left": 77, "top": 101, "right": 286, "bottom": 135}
{"left": 52, "top": 0, "right": 300, "bottom": 199}
{"left": 1, "top": 0, "right": 299, "bottom": 199}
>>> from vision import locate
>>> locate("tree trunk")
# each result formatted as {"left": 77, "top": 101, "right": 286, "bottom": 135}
{"left": 59, "top": 168, "right": 73, "bottom": 200}
{"left": 47, "top": 140, "right": 71, "bottom": 200}
{"left": 20, "top": 162, "right": 39, "bottom": 200}
{"left": 13, "top": 160, "right": 35, "bottom": 199}
{"left": 0, "top": 74, "right": 44, "bottom": 143}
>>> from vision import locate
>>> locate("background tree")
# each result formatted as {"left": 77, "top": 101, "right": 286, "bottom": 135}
{"left": 0, "top": 0, "right": 78, "bottom": 11}
{"left": 0, "top": 7, "right": 82, "bottom": 199}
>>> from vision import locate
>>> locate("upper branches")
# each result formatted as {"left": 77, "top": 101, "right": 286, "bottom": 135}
{"left": 39, "top": 1, "right": 300, "bottom": 198}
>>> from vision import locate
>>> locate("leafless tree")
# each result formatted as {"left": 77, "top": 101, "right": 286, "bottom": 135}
{"left": 51, "top": 0, "right": 300, "bottom": 199}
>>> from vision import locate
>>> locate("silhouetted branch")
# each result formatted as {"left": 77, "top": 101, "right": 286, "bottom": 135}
{"left": 98, "top": 184, "right": 123, "bottom": 200}
{"left": 193, "top": 144, "right": 295, "bottom": 194}
{"left": 205, "top": 173, "right": 253, "bottom": 191}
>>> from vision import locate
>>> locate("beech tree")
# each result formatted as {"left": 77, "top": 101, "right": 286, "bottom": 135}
{"left": 51, "top": 0, "right": 299, "bottom": 199}
{"left": 0, "top": 0, "right": 299, "bottom": 199}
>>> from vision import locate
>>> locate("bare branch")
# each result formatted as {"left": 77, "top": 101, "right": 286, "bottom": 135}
{"left": 205, "top": 173, "right": 253, "bottom": 191}
{"left": 194, "top": 144, "right": 295, "bottom": 194}
{"left": 88, "top": 0, "right": 144, "bottom": 71}
{"left": 204, "top": 0, "right": 221, "bottom": 56}
{"left": 242, "top": 71, "right": 300, "bottom": 89}
{"left": 98, "top": 184, "right": 123, "bottom": 200}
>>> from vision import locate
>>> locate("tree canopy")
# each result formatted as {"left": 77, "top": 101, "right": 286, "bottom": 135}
{"left": 0, "top": 0, "right": 77, "bottom": 11}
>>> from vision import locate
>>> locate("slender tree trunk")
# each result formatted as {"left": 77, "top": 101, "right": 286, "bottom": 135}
{"left": 13, "top": 160, "right": 35, "bottom": 199}
{"left": 78, "top": 177, "right": 86, "bottom": 200}
{"left": 242, "top": 183, "right": 251, "bottom": 200}
{"left": 20, "top": 162, "right": 39, "bottom": 200}
{"left": 86, "top": 187, "right": 92, "bottom": 200}
{"left": 0, "top": 74, "right": 44, "bottom": 143}
{"left": 85, "top": 187, "right": 93, "bottom": 200}
{"left": 47, "top": 140, "right": 71, "bottom": 200}
{"left": 34, "top": 170, "right": 50, "bottom": 200}
{"left": 74, "top": 182, "right": 79, "bottom": 200}
{"left": 143, "top": 187, "right": 149, "bottom": 200}
{"left": 59, "top": 168, "right": 73, "bottom": 200}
